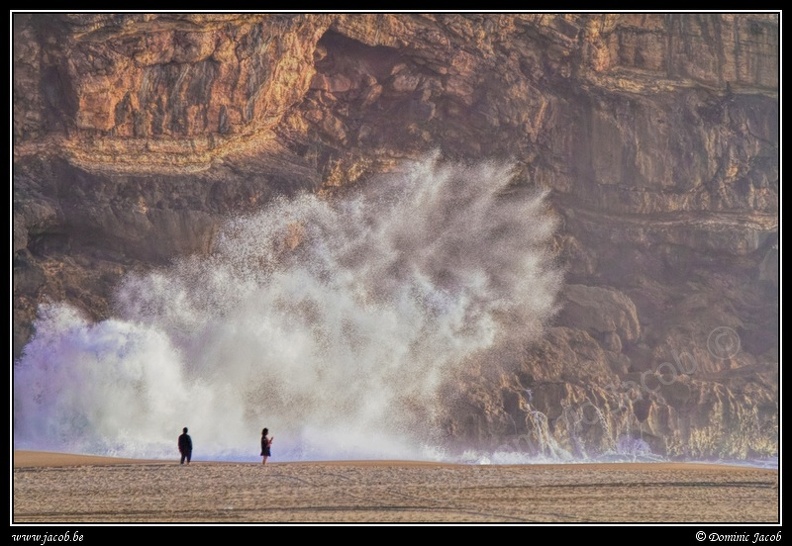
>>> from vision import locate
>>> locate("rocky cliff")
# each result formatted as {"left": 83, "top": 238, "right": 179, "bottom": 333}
{"left": 13, "top": 13, "right": 778, "bottom": 459}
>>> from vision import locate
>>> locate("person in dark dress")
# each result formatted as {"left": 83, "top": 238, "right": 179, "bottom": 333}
{"left": 178, "top": 427, "right": 193, "bottom": 465}
{"left": 261, "top": 428, "right": 273, "bottom": 464}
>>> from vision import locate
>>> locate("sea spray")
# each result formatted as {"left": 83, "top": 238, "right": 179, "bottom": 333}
{"left": 14, "top": 155, "right": 562, "bottom": 461}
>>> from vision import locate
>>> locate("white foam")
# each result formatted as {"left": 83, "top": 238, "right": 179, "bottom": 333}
{"left": 13, "top": 155, "right": 562, "bottom": 461}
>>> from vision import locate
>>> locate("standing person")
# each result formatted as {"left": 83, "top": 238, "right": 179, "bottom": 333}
{"left": 178, "top": 427, "right": 193, "bottom": 465}
{"left": 261, "top": 428, "right": 273, "bottom": 464}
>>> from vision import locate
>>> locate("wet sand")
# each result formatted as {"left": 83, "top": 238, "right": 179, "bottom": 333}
{"left": 12, "top": 451, "right": 779, "bottom": 523}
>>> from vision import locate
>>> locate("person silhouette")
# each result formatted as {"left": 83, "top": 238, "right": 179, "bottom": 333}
{"left": 261, "top": 428, "right": 273, "bottom": 464}
{"left": 178, "top": 427, "right": 193, "bottom": 465}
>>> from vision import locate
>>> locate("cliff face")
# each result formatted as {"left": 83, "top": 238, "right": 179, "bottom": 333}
{"left": 13, "top": 13, "right": 778, "bottom": 459}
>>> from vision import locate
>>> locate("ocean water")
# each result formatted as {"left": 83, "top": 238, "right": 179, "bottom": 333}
{"left": 14, "top": 155, "right": 565, "bottom": 462}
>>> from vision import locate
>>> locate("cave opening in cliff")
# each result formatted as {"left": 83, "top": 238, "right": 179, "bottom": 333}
{"left": 314, "top": 29, "right": 402, "bottom": 84}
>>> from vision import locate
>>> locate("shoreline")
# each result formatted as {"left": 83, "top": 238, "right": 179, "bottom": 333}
{"left": 13, "top": 449, "right": 776, "bottom": 471}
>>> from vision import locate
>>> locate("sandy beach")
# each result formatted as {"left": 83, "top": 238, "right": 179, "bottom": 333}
{"left": 11, "top": 451, "right": 779, "bottom": 524}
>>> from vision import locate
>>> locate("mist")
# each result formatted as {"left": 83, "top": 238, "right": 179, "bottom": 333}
{"left": 13, "top": 155, "right": 562, "bottom": 462}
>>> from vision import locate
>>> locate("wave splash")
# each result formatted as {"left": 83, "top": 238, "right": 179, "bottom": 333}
{"left": 14, "top": 155, "right": 563, "bottom": 462}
